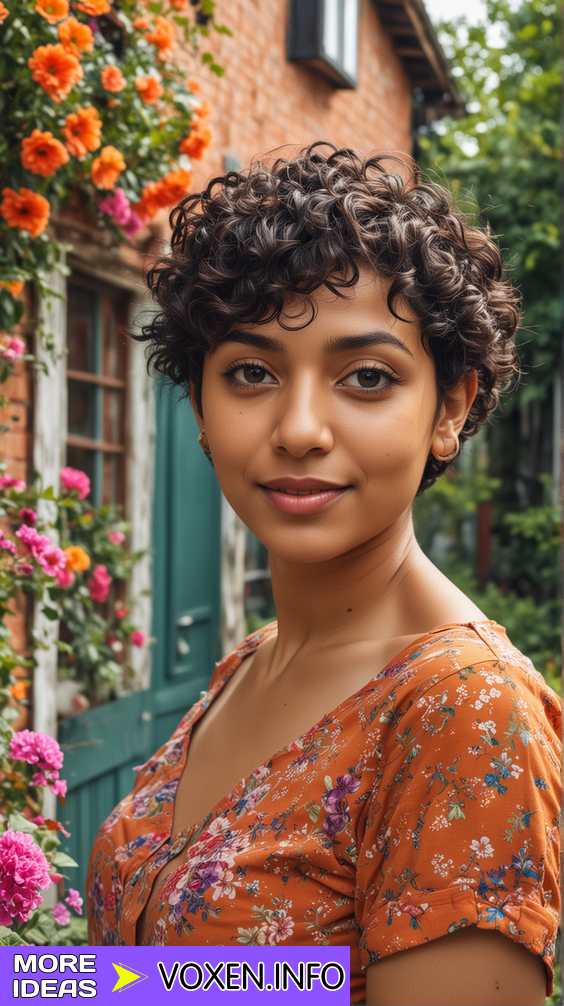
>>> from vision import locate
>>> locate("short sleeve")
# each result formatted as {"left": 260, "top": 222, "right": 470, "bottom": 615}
{"left": 355, "top": 659, "right": 561, "bottom": 994}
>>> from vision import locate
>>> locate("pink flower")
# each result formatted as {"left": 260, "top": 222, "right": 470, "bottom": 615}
{"left": 15, "top": 526, "right": 67, "bottom": 576}
{"left": 0, "top": 474, "right": 26, "bottom": 492}
{"left": 60, "top": 467, "right": 90, "bottom": 500}
{"left": 49, "top": 873, "right": 64, "bottom": 884}
{"left": 99, "top": 188, "right": 144, "bottom": 237}
{"left": 0, "top": 538, "right": 17, "bottom": 555}
{"left": 130, "top": 630, "right": 146, "bottom": 647}
{"left": 65, "top": 888, "right": 83, "bottom": 914}
{"left": 17, "top": 562, "right": 34, "bottom": 575}
{"left": 56, "top": 567, "right": 75, "bottom": 588}
{"left": 88, "top": 564, "right": 112, "bottom": 602}
{"left": 48, "top": 777, "right": 68, "bottom": 798}
{"left": 1, "top": 336, "right": 26, "bottom": 360}
{"left": 52, "top": 902, "right": 71, "bottom": 926}
{"left": 19, "top": 508, "right": 37, "bottom": 525}
{"left": 29, "top": 815, "right": 45, "bottom": 826}
{"left": 121, "top": 210, "right": 144, "bottom": 237}
{"left": 115, "top": 605, "right": 127, "bottom": 619}
{"left": 0, "top": 830, "right": 51, "bottom": 926}
{"left": 108, "top": 530, "right": 124, "bottom": 545}
{"left": 9, "top": 730, "right": 63, "bottom": 773}
{"left": 38, "top": 544, "right": 68, "bottom": 577}
{"left": 99, "top": 187, "right": 131, "bottom": 225}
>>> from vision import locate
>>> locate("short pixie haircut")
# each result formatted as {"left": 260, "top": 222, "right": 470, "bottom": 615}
{"left": 139, "top": 143, "right": 521, "bottom": 494}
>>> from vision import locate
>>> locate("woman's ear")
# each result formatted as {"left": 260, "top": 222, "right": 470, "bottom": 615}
{"left": 431, "top": 370, "right": 478, "bottom": 458}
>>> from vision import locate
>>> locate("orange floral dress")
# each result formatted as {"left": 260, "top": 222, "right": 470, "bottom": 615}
{"left": 87, "top": 620, "right": 561, "bottom": 1001}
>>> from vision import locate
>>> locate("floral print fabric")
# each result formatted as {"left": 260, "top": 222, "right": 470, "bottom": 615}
{"left": 86, "top": 620, "right": 561, "bottom": 1001}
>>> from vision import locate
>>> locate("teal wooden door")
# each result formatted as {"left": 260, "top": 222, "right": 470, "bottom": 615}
{"left": 58, "top": 384, "right": 222, "bottom": 899}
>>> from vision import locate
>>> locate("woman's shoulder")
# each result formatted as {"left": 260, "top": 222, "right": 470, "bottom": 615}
{"left": 207, "top": 620, "right": 279, "bottom": 690}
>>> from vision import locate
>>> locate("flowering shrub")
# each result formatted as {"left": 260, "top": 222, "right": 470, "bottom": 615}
{"left": 0, "top": 462, "right": 147, "bottom": 943}
{"left": 0, "top": 0, "right": 227, "bottom": 335}
{"left": 0, "top": 465, "right": 147, "bottom": 701}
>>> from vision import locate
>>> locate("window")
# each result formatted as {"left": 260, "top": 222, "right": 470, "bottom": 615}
{"left": 66, "top": 279, "right": 128, "bottom": 508}
{"left": 287, "top": 0, "right": 360, "bottom": 89}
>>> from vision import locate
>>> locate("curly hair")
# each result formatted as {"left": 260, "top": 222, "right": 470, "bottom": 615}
{"left": 138, "top": 142, "right": 521, "bottom": 494}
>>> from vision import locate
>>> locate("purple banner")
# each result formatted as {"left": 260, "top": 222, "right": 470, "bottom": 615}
{"left": 1, "top": 947, "right": 349, "bottom": 1003}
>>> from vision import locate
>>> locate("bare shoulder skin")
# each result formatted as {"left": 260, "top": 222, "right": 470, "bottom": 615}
{"left": 138, "top": 269, "right": 546, "bottom": 1003}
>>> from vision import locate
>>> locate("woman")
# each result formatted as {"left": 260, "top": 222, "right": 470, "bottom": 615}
{"left": 87, "top": 145, "right": 561, "bottom": 1005}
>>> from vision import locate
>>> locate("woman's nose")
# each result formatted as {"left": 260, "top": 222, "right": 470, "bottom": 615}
{"left": 269, "top": 377, "right": 334, "bottom": 457}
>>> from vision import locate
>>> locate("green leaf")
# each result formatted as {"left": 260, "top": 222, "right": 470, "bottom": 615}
{"left": 51, "top": 851, "right": 79, "bottom": 869}
{"left": 7, "top": 811, "right": 38, "bottom": 834}
{"left": 42, "top": 606, "right": 60, "bottom": 622}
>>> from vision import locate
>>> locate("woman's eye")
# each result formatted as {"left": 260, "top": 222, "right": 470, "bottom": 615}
{"left": 343, "top": 369, "right": 390, "bottom": 390}
{"left": 234, "top": 365, "right": 275, "bottom": 385}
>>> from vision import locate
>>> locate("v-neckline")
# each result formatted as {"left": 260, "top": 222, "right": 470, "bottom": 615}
{"left": 166, "top": 618, "right": 501, "bottom": 845}
{"left": 134, "top": 618, "right": 502, "bottom": 942}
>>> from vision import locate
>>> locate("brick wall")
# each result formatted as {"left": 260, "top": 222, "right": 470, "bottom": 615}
{"left": 188, "top": 0, "right": 414, "bottom": 189}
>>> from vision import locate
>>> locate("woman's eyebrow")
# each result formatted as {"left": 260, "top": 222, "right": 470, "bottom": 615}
{"left": 324, "top": 332, "right": 414, "bottom": 358}
{"left": 222, "top": 330, "right": 414, "bottom": 359}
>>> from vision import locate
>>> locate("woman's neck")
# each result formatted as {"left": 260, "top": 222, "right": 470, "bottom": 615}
{"left": 266, "top": 508, "right": 435, "bottom": 666}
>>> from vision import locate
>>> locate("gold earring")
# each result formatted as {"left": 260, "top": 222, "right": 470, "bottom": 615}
{"left": 198, "top": 429, "right": 211, "bottom": 454}
{"left": 434, "top": 437, "right": 459, "bottom": 462}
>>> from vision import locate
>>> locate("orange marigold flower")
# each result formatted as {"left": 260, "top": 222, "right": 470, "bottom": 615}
{"left": 35, "top": 0, "right": 68, "bottom": 23}
{"left": 9, "top": 680, "right": 28, "bottom": 702}
{"left": 1, "top": 187, "right": 50, "bottom": 238}
{"left": 0, "top": 2, "right": 10, "bottom": 22}
{"left": 179, "top": 122, "right": 212, "bottom": 160}
{"left": 132, "top": 15, "right": 149, "bottom": 29}
{"left": 135, "top": 75, "right": 163, "bottom": 105}
{"left": 63, "top": 105, "right": 101, "bottom": 157}
{"left": 108, "top": 98, "right": 117, "bottom": 107}
{"left": 21, "top": 129, "right": 69, "bottom": 177}
{"left": 133, "top": 169, "right": 192, "bottom": 221}
{"left": 57, "top": 16, "right": 94, "bottom": 53}
{"left": 195, "top": 98, "right": 211, "bottom": 120}
{"left": 0, "top": 280, "right": 24, "bottom": 297}
{"left": 170, "top": 0, "right": 186, "bottom": 8}
{"left": 101, "top": 64, "right": 126, "bottom": 93}
{"left": 28, "top": 43, "right": 82, "bottom": 103}
{"left": 91, "top": 145, "right": 125, "bottom": 189}
{"left": 145, "top": 15, "right": 175, "bottom": 58}
{"left": 187, "top": 78, "right": 201, "bottom": 93}
{"left": 73, "top": 0, "right": 109, "bottom": 13}
{"left": 63, "top": 545, "right": 90, "bottom": 572}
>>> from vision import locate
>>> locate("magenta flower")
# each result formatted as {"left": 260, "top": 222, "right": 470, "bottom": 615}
{"left": 56, "top": 567, "right": 75, "bottom": 588}
{"left": 15, "top": 526, "right": 67, "bottom": 576}
{"left": 108, "top": 530, "right": 125, "bottom": 545}
{"left": 16, "top": 562, "right": 34, "bottom": 575}
{"left": 29, "top": 815, "right": 45, "bottom": 826}
{"left": 130, "top": 630, "right": 146, "bottom": 647}
{"left": 0, "top": 474, "right": 26, "bottom": 492}
{"left": 88, "top": 564, "right": 112, "bottom": 602}
{"left": 18, "top": 508, "right": 37, "bottom": 526}
{"left": 0, "top": 537, "right": 17, "bottom": 555}
{"left": 48, "top": 777, "right": 68, "bottom": 798}
{"left": 99, "top": 188, "right": 131, "bottom": 225}
{"left": 65, "top": 888, "right": 83, "bottom": 915}
{"left": 1, "top": 336, "right": 26, "bottom": 360}
{"left": 9, "top": 730, "right": 63, "bottom": 774}
{"left": 0, "top": 831, "right": 51, "bottom": 926}
{"left": 60, "top": 467, "right": 90, "bottom": 500}
{"left": 52, "top": 902, "right": 71, "bottom": 926}
{"left": 121, "top": 210, "right": 144, "bottom": 237}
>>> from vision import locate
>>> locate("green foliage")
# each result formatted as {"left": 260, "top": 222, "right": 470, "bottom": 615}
{"left": 420, "top": 0, "right": 562, "bottom": 404}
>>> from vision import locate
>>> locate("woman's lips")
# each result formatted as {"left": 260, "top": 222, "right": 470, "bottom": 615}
{"left": 260, "top": 485, "right": 350, "bottom": 514}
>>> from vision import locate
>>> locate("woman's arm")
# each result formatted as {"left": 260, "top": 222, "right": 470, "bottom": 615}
{"left": 365, "top": 926, "right": 547, "bottom": 1005}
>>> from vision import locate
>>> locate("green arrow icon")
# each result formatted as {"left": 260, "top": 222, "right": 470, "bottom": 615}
{"left": 111, "top": 962, "right": 148, "bottom": 992}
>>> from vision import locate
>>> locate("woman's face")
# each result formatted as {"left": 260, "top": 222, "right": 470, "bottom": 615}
{"left": 197, "top": 268, "right": 472, "bottom": 565}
